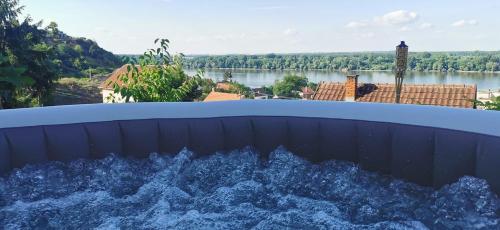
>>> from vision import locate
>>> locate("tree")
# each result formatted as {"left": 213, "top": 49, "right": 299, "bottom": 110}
{"left": 476, "top": 97, "right": 500, "bottom": 111}
{"left": 46, "top": 21, "right": 59, "bottom": 38}
{"left": 183, "top": 52, "right": 500, "bottom": 73}
{"left": 273, "top": 74, "right": 308, "bottom": 98}
{"left": 110, "top": 39, "right": 204, "bottom": 102}
{"left": 73, "top": 44, "right": 83, "bottom": 55}
{"left": 5, "top": 18, "right": 58, "bottom": 105}
{"left": 223, "top": 71, "right": 233, "bottom": 82}
{"left": 0, "top": 0, "right": 23, "bottom": 50}
{"left": 1, "top": 0, "right": 57, "bottom": 108}
{"left": 0, "top": 54, "right": 33, "bottom": 108}
{"left": 215, "top": 81, "right": 253, "bottom": 98}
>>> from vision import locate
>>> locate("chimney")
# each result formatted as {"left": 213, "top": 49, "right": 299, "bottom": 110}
{"left": 345, "top": 75, "right": 358, "bottom": 102}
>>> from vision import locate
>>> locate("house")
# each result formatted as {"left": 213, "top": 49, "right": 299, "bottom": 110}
{"left": 252, "top": 87, "right": 271, "bottom": 99}
{"left": 312, "top": 75, "right": 477, "bottom": 109}
{"left": 203, "top": 91, "right": 245, "bottom": 102}
{"left": 99, "top": 65, "right": 138, "bottom": 103}
{"left": 300, "top": 86, "right": 315, "bottom": 100}
{"left": 216, "top": 82, "right": 234, "bottom": 91}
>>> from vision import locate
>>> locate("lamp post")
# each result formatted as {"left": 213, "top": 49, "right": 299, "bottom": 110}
{"left": 395, "top": 41, "right": 408, "bottom": 104}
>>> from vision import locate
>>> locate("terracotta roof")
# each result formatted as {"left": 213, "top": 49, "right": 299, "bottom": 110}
{"left": 301, "top": 86, "right": 315, "bottom": 95}
{"left": 99, "top": 65, "right": 146, "bottom": 90}
{"left": 313, "top": 82, "right": 477, "bottom": 108}
{"left": 216, "top": 82, "right": 234, "bottom": 91}
{"left": 203, "top": 91, "right": 244, "bottom": 102}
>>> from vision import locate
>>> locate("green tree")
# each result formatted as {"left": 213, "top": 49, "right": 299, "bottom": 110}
{"left": 216, "top": 81, "right": 253, "bottom": 98}
{"left": 223, "top": 71, "right": 233, "bottom": 82}
{"left": 45, "top": 21, "right": 59, "bottom": 38}
{"left": 5, "top": 19, "right": 58, "bottom": 105}
{"left": 273, "top": 74, "right": 308, "bottom": 98}
{"left": 0, "top": 0, "right": 23, "bottom": 50}
{"left": 183, "top": 52, "right": 500, "bottom": 73}
{"left": 73, "top": 44, "right": 83, "bottom": 55}
{"left": 476, "top": 97, "right": 500, "bottom": 111}
{"left": 1, "top": 0, "right": 57, "bottom": 108}
{"left": 0, "top": 54, "right": 33, "bottom": 108}
{"left": 110, "top": 39, "right": 204, "bottom": 102}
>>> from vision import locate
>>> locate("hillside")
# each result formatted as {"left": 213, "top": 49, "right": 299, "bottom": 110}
{"left": 45, "top": 22, "right": 123, "bottom": 76}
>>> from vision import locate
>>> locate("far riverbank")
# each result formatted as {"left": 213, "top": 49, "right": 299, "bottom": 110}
{"left": 185, "top": 69, "right": 500, "bottom": 90}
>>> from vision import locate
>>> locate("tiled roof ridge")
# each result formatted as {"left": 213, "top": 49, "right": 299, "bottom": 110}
{"left": 318, "top": 81, "right": 476, "bottom": 88}
{"left": 313, "top": 81, "right": 477, "bottom": 108}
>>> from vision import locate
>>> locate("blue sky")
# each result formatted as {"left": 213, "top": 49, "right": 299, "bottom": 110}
{"left": 21, "top": 0, "right": 500, "bottom": 54}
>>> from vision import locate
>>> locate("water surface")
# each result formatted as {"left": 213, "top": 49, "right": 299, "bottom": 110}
{"left": 1, "top": 148, "right": 498, "bottom": 229}
{"left": 186, "top": 69, "right": 500, "bottom": 91}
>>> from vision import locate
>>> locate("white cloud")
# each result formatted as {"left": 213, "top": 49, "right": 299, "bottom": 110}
{"left": 213, "top": 33, "right": 247, "bottom": 41}
{"left": 345, "top": 21, "right": 369, "bottom": 29}
{"left": 283, "top": 28, "right": 298, "bottom": 36}
{"left": 345, "top": 10, "right": 419, "bottom": 30}
{"left": 360, "top": 32, "right": 375, "bottom": 38}
{"left": 374, "top": 10, "right": 419, "bottom": 25}
{"left": 452, "top": 19, "right": 478, "bottom": 27}
{"left": 419, "top": 23, "right": 434, "bottom": 29}
{"left": 400, "top": 26, "right": 412, "bottom": 32}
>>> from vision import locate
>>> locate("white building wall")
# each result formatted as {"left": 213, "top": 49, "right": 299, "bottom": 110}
{"left": 101, "top": 89, "right": 134, "bottom": 103}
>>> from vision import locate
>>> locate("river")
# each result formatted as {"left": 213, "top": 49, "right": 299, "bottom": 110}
{"left": 185, "top": 69, "right": 500, "bottom": 91}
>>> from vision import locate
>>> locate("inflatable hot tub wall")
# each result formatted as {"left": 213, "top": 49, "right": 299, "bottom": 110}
{"left": 0, "top": 101, "right": 499, "bottom": 194}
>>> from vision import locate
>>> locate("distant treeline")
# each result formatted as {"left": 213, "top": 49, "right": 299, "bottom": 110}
{"left": 183, "top": 52, "right": 500, "bottom": 72}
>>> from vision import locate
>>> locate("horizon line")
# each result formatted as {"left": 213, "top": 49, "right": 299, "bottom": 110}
{"left": 116, "top": 50, "right": 500, "bottom": 56}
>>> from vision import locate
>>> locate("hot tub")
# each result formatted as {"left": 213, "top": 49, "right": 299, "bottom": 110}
{"left": 0, "top": 100, "right": 500, "bottom": 227}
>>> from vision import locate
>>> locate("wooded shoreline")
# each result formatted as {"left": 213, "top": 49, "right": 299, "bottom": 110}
{"left": 191, "top": 67, "right": 500, "bottom": 75}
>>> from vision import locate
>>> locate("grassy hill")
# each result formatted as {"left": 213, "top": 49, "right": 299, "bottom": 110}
{"left": 45, "top": 23, "right": 123, "bottom": 77}
{"left": 51, "top": 76, "right": 107, "bottom": 106}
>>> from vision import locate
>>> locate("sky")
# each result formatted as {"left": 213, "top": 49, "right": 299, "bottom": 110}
{"left": 20, "top": 0, "right": 500, "bottom": 55}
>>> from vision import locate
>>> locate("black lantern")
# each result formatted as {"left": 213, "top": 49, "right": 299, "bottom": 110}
{"left": 395, "top": 41, "right": 408, "bottom": 104}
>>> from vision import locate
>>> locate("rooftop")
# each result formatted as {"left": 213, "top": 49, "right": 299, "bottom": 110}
{"left": 216, "top": 82, "right": 234, "bottom": 91}
{"left": 313, "top": 82, "right": 477, "bottom": 108}
{"left": 203, "top": 91, "right": 244, "bottom": 102}
{"left": 99, "top": 65, "right": 144, "bottom": 90}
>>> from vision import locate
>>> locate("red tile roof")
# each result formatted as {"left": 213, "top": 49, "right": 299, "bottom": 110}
{"left": 301, "top": 86, "right": 315, "bottom": 95}
{"left": 313, "top": 82, "right": 477, "bottom": 108}
{"left": 216, "top": 82, "right": 234, "bottom": 91}
{"left": 203, "top": 91, "right": 244, "bottom": 102}
{"left": 99, "top": 65, "right": 145, "bottom": 90}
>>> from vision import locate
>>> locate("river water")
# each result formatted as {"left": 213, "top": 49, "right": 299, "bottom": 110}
{"left": 186, "top": 69, "right": 500, "bottom": 91}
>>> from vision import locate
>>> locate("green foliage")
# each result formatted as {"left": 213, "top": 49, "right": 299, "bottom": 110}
{"left": 307, "top": 82, "right": 318, "bottom": 91}
{"left": 273, "top": 74, "right": 308, "bottom": 98}
{"left": 1, "top": 0, "right": 121, "bottom": 108}
{"left": 110, "top": 39, "right": 205, "bottom": 103}
{"left": 1, "top": 0, "right": 58, "bottom": 108}
{"left": 476, "top": 97, "right": 500, "bottom": 111}
{"left": 197, "top": 78, "right": 216, "bottom": 101}
{"left": 0, "top": 54, "right": 33, "bottom": 108}
{"left": 223, "top": 71, "right": 233, "bottom": 82}
{"left": 45, "top": 23, "right": 122, "bottom": 76}
{"left": 260, "top": 85, "right": 274, "bottom": 95}
{"left": 184, "top": 52, "right": 500, "bottom": 72}
{"left": 0, "top": 54, "right": 31, "bottom": 86}
{"left": 73, "top": 44, "right": 83, "bottom": 55}
{"left": 4, "top": 18, "right": 58, "bottom": 105}
{"left": 216, "top": 81, "right": 253, "bottom": 98}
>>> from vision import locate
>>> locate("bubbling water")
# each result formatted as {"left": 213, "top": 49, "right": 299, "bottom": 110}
{"left": 0, "top": 147, "right": 498, "bottom": 229}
